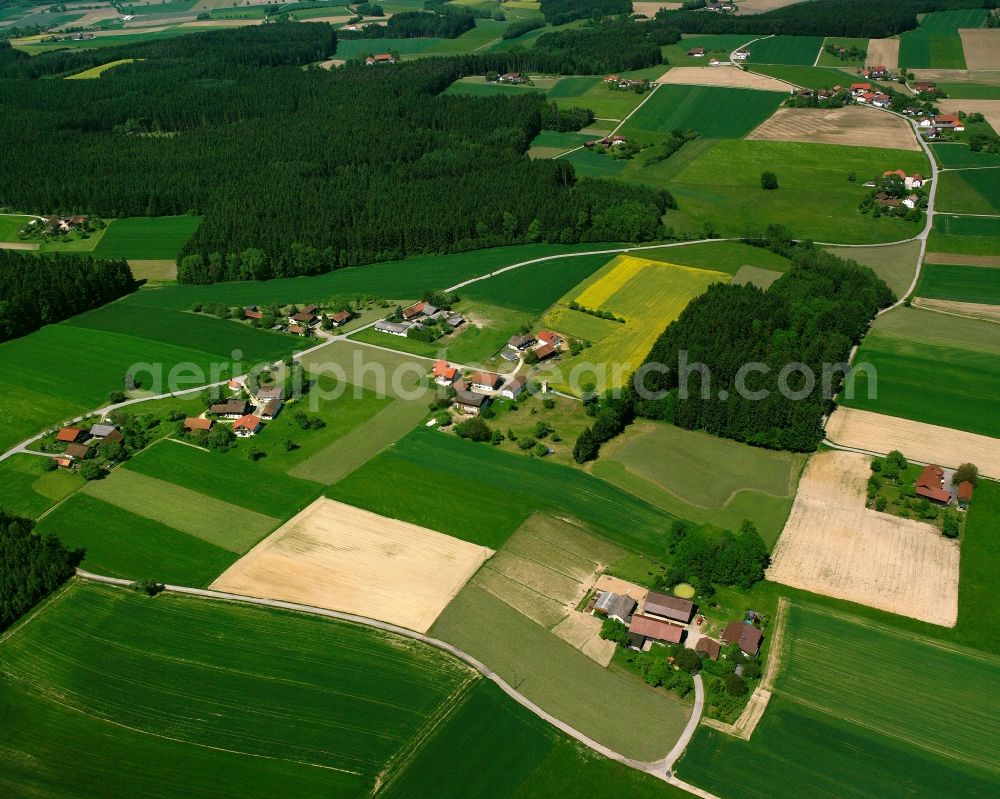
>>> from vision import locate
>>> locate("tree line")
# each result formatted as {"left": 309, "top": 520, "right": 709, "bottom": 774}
{"left": 540, "top": 0, "right": 632, "bottom": 25}
{"left": 0, "top": 250, "right": 136, "bottom": 342}
{"left": 652, "top": 0, "right": 994, "bottom": 38}
{"left": 339, "top": 8, "right": 476, "bottom": 40}
{"left": 0, "top": 508, "right": 83, "bottom": 632}
{"left": 0, "top": 26, "right": 672, "bottom": 285}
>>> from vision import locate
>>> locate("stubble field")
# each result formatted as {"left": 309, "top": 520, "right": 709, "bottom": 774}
{"left": 747, "top": 106, "right": 919, "bottom": 150}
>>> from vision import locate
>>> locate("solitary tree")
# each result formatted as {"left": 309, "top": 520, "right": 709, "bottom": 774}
{"left": 760, "top": 171, "right": 779, "bottom": 190}
{"left": 953, "top": 463, "right": 979, "bottom": 486}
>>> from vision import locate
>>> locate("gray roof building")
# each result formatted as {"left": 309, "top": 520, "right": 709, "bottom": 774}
{"left": 594, "top": 591, "right": 638, "bottom": 624}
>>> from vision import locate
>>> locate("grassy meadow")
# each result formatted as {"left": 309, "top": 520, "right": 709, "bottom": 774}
{"left": 933, "top": 168, "right": 1000, "bottom": 215}
{"left": 661, "top": 34, "right": 754, "bottom": 66}
{"left": 0, "top": 581, "right": 473, "bottom": 798}
{"left": 641, "top": 240, "right": 792, "bottom": 274}
{"left": 623, "top": 85, "right": 786, "bottom": 139}
{"left": 747, "top": 64, "right": 859, "bottom": 90}
{"left": 0, "top": 453, "right": 84, "bottom": 519}
{"left": 90, "top": 215, "right": 203, "bottom": 260}
{"left": 541, "top": 255, "right": 728, "bottom": 394}
{"left": 0, "top": 213, "right": 35, "bottom": 242}
{"left": 746, "top": 35, "right": 824, "bottom": 65}
{"left": 896, "top": 9, "right": 988, "bottom": 69}
{"left": 66, "top": 58, "right": 137, "bottom": 79}
{"left": 918, "top": 262, "right": 1000, "bottom": 304}
{"left": 327, "top": 427, "right": 679, "bottom": 554}
{"left": 651, "top": 140, "right": 929, "bottom": 244}
{"left": 592, "top": 421, "right": 804, "bottom": 546}
{"left": 824, "top": 240, "right": 920, "bottom": 298}
{"left": 844, "top": 308, "right": 1000, "bottom": 437}
{"left": 931, "top": 143, "right": 1000, "bottom": 168}
{"left": 816, "top": 37, "right": 869, "bottom": 67}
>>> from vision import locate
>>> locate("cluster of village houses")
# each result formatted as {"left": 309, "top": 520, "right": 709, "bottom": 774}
{"left": 364, "top": 54, "right": 396, "bottom": 66}
{"left": 373, "top": 300, "right": 465, "bottom": 337}
{"left": 871, "top": 169, "right": 927, "bottom": 209}
{"left": 592, "top": 586, "right": 763, "bottom": 661}
{"left": 243, "top": 303, "right": 352, "bottom": 337}
{"left": 181, "top": 375, "right": 287, "bottom": 440}
{"left": 430, "top": 330, "right": 564, "bottom": 415}
{"left": 24, "top": 215, "right": 89, "bottom": 236}
{"left": 50, "top": 423, "right": 123, "bottom": 469}
{"left": 686, "top": 46, "right": 748, "bottom": 66}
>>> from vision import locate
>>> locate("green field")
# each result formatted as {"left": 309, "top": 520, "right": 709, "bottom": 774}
{"left": 381, "top": 678, "right": 687, "bottom": 799}
{"left": 934, "top": 168, "right": 1000, "bottom": 215}
{"left": 844, "top": 309, "right": 1000, "bottom": 437}
{"left": 592, "top": 421, "right": 803, "bottom": 546}
{"left": 546, "top": 75, "right": 649, "bottom": 120}
{"left": 933, "top": 144, "right": 1000, "bottom": 169}
{"left": 918, "top": 262, "right": 1000, "bottom": 304}
{"left": 624, "top": 85, "right": 786, "bottom": 139}
{"left": 0, "top": 580, "right": 473, "bottom": 797}
{"left": 824, "top": 240, "right": 921, "bottom": 297}
{"left": 0, "top": 213, "right": 35, "bottom": 242}
{"left": 747, "top": 64, "right": 861, "bottom": 90}
{"left": 327, "top": 427, "right": 679, "bottom": 554}
{"left": 563, "top": 147, "right": 631, "bottom": 177}
{"left": 816, "top": 37, "right": 868, "bottom": 67}
{"left": 935, "top": 81, "right": 1000, "bottom": 99}
{"left": 333, "top": 37, "right": 447, "bottom": 58}
{"left": 541, "top": 254, "right": 728, "bottom": 394}
{"left": 927, "top": 214, "right": 1000, "bottom": 255}
{"left": 651, "top": 140, "right": 929, "bottom": 244}
{"left": 90, "top": 215, "right": 203, "bottom": 260}
{"left": 678, "top": 602, "right": 1000, "bottom": 799}
{"left": 459, "top": 252, "right": 615, "bottom": 314}
{"left": 430, "top": 583, "right": 690, "bottom": 761}
{"left": 898, "top": 9, "right": 984, "bottom": 70}
{"left": 747, "top": 36, "right": 824, "bottom": 66}
{"left": 0, "top": 453, "right": 84, "bottom": 519}
{"left": 36, "top": 493, "right": 237, "bottom": 586}
{"left": 124, "top": 439, "right": 321, "bottom": 514}
{"left": 543, "top": 305, "right": 623, "bottom": 342}
{"left": 528, "top": 128, "right": 592, "bottom": 157}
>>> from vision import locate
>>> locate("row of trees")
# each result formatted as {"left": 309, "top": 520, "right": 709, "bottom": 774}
{"left": 540, "top": 0, "right": 632, "bottom": 25}
{"left": 0, "top": 509, "right": 83, "bottom": 631}
{"left": 0, "top": 250, "right": 136, "bottom": 342}
{"left": 339, "top": 8, "right": 476, "bottom": 40}
{"left": 651, "top": 0, "right": 994, "bottom": 38}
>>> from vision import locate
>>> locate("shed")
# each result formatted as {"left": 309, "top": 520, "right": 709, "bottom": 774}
{"left": 721, "top": 621, "right": 763, "bottom": 656}
{"left": 628, "top": 615, "right": 685, "bottom": 644}
{"left": 643, "top": 591, "right": 695, "bottom": 624}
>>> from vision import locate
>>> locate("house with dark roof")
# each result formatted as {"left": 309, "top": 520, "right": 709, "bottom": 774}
{"left": 593, "top": 591, "right": 637, "bottom": 624}
{"left": 508, "top": 333, "right": 537, "bottom": 351}
{"left": 721, "top": 621, "right": 763, "bottom": 656}
{"left": 375, "top": 320, "right": 411, "bottom": 337}
{"left": 916, "top": 464, "right": 951, "bottom": 504}
{"left": 696, "top": 637, "right": 722, "bottom": 660}
{"left": 64, "top": 442, "right": 90, "bottom": 460}
{"left": 330, "top": 310, "right": 352, "bottom": 327}
{"left": 211, "top": 400, "right": 252, "bottom": 419}
{"left": 260, "top": 399, "right": 283, "bottom": 420}
{"left": 453, "top": 381, "right": 489, "bottom": 415}
{"left": 643, "top": 591, "right": 695, "bottom": 624}
{"left": 629, "top": 614, "right": 685, "bottom": 644}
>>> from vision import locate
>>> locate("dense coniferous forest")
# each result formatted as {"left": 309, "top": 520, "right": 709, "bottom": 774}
{"left": 541, "top": 0, "right": 632, "bottom": 25}
{"left": 653, "top": 0, "right": 994, "bottom": 37}
{"left": 0, "top": 509, "right": 82, "bottom": 631}
{"left": 0, "top": 26, "right": 672, "bottom": 284}
{"left": 631, "top": 245, "right": 894, "bottom": 451}
{"left": 0, "top": 251, "right": 136, "bottom": 342}
{"left": 339, "top": 8, "right": 476, "bottom": 40}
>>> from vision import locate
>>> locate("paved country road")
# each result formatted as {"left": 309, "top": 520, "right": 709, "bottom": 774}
{"left": 74, "top": 569, "right": 717, "bottom": 797}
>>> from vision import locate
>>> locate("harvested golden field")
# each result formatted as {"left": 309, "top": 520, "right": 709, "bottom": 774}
{"left": 826, "top": 406, "right": 1000, "bottom": 480}
{"left": 210, "top": 498, "right": 492, "bottom": 632}
{"left": 959, "top": 29, "right": 1000, "bottom": 71}
{"left": 913, "top": 297, "right": 1000, "bottom": 323}
{"left": 912, "top": 68, "right": 1000, "bottom": 83}
{"left": 768, "top": 451, "right": 960, "bottom": 627}
{"left": 655, "top": 66, "right": 793, "bottom": 91}
{"left": 936, "top": 99, "right": 1000, "bottom": 133}
{"left": 866, "top": 38, "right": 900, "bottom": 70}
{"left": 747, "top": 106, "right": 920, "bottom": 150}
{"left": 633, "top": 1, "right": 682, "bottom": 14}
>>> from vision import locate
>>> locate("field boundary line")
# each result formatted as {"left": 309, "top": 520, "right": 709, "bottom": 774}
{"left": 72, "top": 569, "right": 722, "bottom": 798}
{"left": 0, "top": 580, "right": 75, "bottom": 646}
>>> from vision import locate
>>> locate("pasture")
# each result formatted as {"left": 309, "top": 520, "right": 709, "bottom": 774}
{"left": 542, "top": 255, "right": 728, "bottom": 394}
{"left": 934, "top": 82, "right": 1000, "bottom": 99}
{"left": 380, "top": 679, "right": 690, "bottom": 799}
{"left": 211, "top": 497, "right": 491, "bottom": 632}
{"left": 0, "top": 453, "right": 83, "bottom": 519}
{"left": 563, "top": 148, "right": 630, "bottom": 178}
{"left": 0, "top": 580, "right": 472, "bottom": 797}
{"left": 592, "top": 420, "right": 804, "bottom": 546}
{"left": 0, "top": 213, "right": 34, "bottom": 242}
{"left": 824, "top": 239, "right": 921, "bottom": 297}
{"left": 844, "top": 324, "right": 1000, "bottom": 438}
{"left": 657, "top": 140, "right": 929, "bottom": 244}
{"left": 543, "top": 305, "right": 622, "bottom": 342}
{"left": 430, "top": 583, "right": 691, "bottom": 760}
{"left": 622, "top": 85, "right": 786, "bottom": 139}
{"left": 816, "top": 37, "right": 868, "bottom": 67}
{"left": 932, "top": 142, "right": 1000, "bottom": 167}
{"left": 528, "top": 129, "right": 592, "bottom": 158}
{"left": 546, "top": 76, "right": 649, "bottom": 120}
{"left": 747, "top": 64, "right": 858, "bottom": 89}
{"left": 36, "top": 493, "right": 236, "bottom": 586}
{"left": 899, "top": 29, "right": 967, "bottom": 70}
{"left": 91, "top": 216, "right": 203, "bottom": 261}
{"left": 767, "top": 451, "right": 959, "bottom": 627}
{"left": 326, "top": 427, "right": 679, "bottom": 555}
{"left": 918, "top": 262, "right": 1000, "bottom": 305}
{"left": 933, "top": 168, "right": 1000, "bottom": 215}
{"left": 746, "top": 35, "right": 824, "bottom": 65}
{"left": 124, "top": 440, "right": 320, "bottom": 516}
